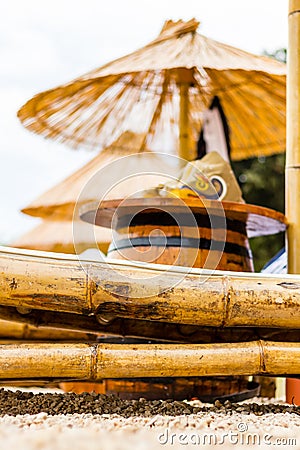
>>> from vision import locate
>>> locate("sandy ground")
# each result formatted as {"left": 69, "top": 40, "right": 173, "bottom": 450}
{"left": 0, "top": 410, "right": 299, "bottom": 450}
{"left": 0, "top": 389, "right": 298, "bottom": 450}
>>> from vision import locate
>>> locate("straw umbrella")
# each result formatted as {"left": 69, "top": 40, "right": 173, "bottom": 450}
{"left": 18, "top": 19, "right": 286, "bottom": 162}
{"left": 12, "top": 220, "right": 112, "bottom": 254}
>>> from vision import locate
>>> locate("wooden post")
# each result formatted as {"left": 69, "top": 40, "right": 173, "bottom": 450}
{"left": 179, "top": 83, "right": 190, "bottom": 160}
{"left": 178, "top": 68, "right": 196, "bottom": 161}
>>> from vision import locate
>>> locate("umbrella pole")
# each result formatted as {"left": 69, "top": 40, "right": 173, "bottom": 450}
{"left": 286, "top": 0, "right": 300, "bottom": 404}
{"left": 179, "top": 83, "right": 193, "bottom": 161}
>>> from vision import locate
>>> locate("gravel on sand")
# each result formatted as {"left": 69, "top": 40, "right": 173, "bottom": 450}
{"left": 0, "top": 389, "right": 298, "bottom": 450}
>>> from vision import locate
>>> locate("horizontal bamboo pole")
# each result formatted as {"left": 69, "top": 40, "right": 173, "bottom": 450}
{"left": 0, "top": 319, "right": 97, "bottom": 341}
{"left": 0, "top": 306, "right": 103, "bottom": 337}
{"left": 0, "top": 246, "right": 300, "bottom": 328}
{"left": 0, "top": 305, "right": 299, "bottom": 344}
{"left": 0, "top": 341, "right": 298, "bottom": 380}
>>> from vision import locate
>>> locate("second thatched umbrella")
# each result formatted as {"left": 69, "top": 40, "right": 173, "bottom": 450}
{"left": 21, "top": 131, "right": 179, "bottom": 222}
{"left": 12, "top": 220, "right": 112, "bottom": 254}
{"left": 18, "top": 19, "right": 286, "bottom": 161}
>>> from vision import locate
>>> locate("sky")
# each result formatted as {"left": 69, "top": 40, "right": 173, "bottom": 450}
{"left": 0, "top": 0, "right": 288, "bottom": 244}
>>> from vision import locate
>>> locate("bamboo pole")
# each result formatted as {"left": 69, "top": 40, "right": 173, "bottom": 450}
{"left": 0, "top": 341, "right": 298, "bottom": 380}
{"left": 179, "top": 82, "right": 190, "bottom": 160}
{"left": 0, "top": 247, "right": 300, "bottom": 328}
{"left": 0, "top": 319, "right": 97, "bottom": 341}
{"left": 178, "top": 68, "right": 196, "bottom": 161}
{"left": 0, "top": 305, "right": 299, "bottom": 344}
{"left": 287, "top": 0, "right": 300, "bottom": 274}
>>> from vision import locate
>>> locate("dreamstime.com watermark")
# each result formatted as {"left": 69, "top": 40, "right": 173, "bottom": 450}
{"left": 157, "top": 423, "right": 297, "bottom": 446}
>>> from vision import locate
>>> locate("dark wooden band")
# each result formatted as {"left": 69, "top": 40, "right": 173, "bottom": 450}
{"left": 108, "top": 236, "right": 251, "bottom": 258}
{"left": 115, "top": 212, "right": 247, "bottom": 235}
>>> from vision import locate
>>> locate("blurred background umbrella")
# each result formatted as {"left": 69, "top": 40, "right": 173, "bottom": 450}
{"left": 18, "top": 18, "right": 286, "bottom": 162}
{"left": 20, "top": 131, "right": 178, "bottom": 222}
{"left": 13, "top": 130, "right": 178, "bottom": 257}
{"left": 12, "top": 220, "right": 112, "bottom": 254}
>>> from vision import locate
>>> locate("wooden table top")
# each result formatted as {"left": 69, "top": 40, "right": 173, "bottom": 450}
{"left": 80, "top": 197, "right": 288, "bottom": 238}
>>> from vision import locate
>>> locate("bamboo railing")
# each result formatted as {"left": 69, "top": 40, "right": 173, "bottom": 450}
{"left": 0, "top": 246, "right": 299, "bottom": 380}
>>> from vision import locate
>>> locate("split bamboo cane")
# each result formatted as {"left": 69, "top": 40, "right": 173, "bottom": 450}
{"left": 0, "top": 247, "right": 299, "bottom": 328}
{"left": 0, "top": 341, "right": 298, "bottom": 380}
{"left": 0, "top": 319, "right": 97, "bottom": 341}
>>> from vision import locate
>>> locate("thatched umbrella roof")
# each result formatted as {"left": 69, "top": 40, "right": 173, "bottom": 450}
{"left": 18, "top": 19, "right": 286, "bottom": 161}
{"left": 21, "top": 131, "right": 179, "bottom": 220}
{"left": 12, "top": 220, "right": 111, "bottom": 254}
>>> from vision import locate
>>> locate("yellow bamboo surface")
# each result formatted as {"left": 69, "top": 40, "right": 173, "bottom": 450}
{"left": 0, "top": 341, "right": 298, "bottom": 380}
{"left": 18, "top": 19, "right": 286, "bottom": 161}
{"left": 0, "top": 246, "right": 300, "bottom": 329}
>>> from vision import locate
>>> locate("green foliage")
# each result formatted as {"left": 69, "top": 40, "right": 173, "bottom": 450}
{"left": 232, "top": 154, "right": 285, "bottom": 272}
{"left": 262, "top": 48, "right": 287, "bottom": 63}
